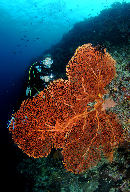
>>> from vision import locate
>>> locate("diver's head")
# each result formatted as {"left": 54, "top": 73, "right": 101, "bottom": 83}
{"left": 41, "top": 54, "right": 53, "bottom": 68}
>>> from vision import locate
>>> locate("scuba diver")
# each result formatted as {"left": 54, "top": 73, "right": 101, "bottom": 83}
{"left": 26, "top": 54, "right": 54, "bottom": 97}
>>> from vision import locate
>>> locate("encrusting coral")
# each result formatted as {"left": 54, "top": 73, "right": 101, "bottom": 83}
{"left": 9, "top": 43, "right": 125, "bottom": 174}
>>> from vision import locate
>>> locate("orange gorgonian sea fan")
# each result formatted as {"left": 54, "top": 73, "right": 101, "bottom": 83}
{"left": 9, "top": 43, "right": 124, "bottom": 174}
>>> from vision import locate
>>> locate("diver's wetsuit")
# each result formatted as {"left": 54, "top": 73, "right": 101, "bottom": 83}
{"left": 27, "top": 61, "right": 54, "bottom": 97}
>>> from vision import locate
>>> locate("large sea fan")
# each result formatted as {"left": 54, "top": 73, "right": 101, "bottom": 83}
{"left": 9, "top": 44, "right": 124, "bottom": 174}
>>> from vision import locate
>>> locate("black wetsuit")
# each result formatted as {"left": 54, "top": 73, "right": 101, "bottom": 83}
{"left": 27, "top": 62, "right": 54, "bottom": 96}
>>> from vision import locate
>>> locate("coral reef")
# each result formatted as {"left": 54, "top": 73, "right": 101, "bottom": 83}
{"left": 8, "top": 3, "right": 129, "bottom": 191}
{"left": 9, "top": 44, "right": 125, "bottom": 174}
